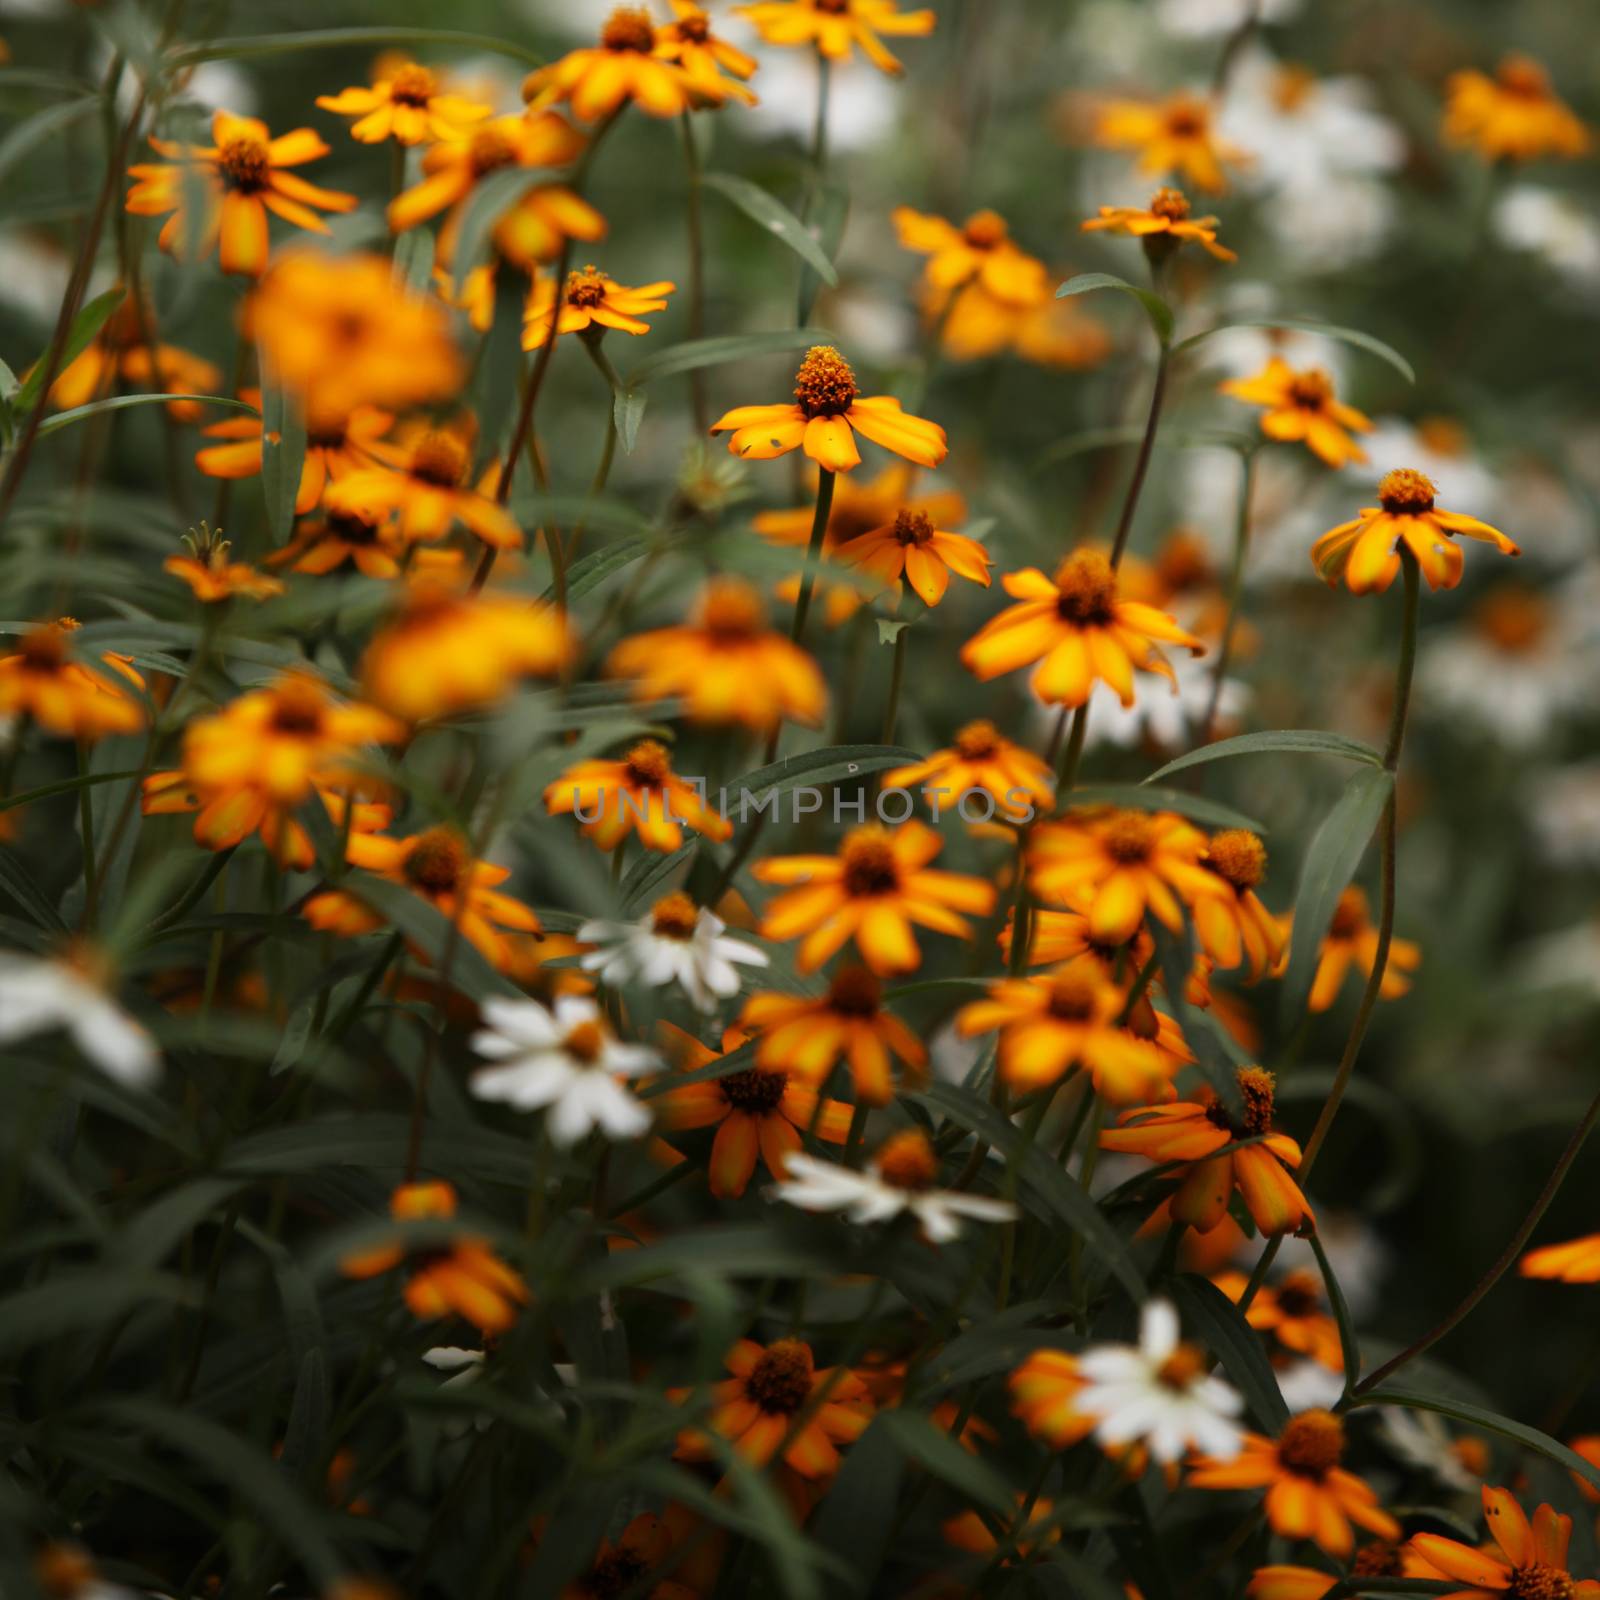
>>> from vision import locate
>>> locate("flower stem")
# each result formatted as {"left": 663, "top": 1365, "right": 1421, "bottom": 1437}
{"left": 788, "top": 467, "right": 836, "bottom": 651}
{"left": 879, "top": 625, "right": 908, "bottom": 743}
{"left": 679, "top": 110, "right": 709, "bottom": 434}
{"left": 1108, "top": 341, "right": 1171, "bottom": 569}
{"left": 76, "top": 740, "right": 98, "bottom": 933}
{"left": 1198, "top": 447, "right": 1256, "bottom": 743}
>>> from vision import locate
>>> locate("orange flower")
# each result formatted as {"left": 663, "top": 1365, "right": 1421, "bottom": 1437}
{"left": 931, "top": 280, "right": 1114, "bottom": 367}
{"left": 266, "top": 506, "right": 407, "bottom": 579}
{"left": 125, "top": 110, "right": 357, "bottom": 277}
{"left": 1009, "top": 1348, "right": 1097, "bottom": 1448}
{"left": 738, "top": 964, "right": 927, "bottom": 1103}
{"left": 1248, "top": 1547, "right": 1422, "bottom": 1600}
{"left": 1191, "top": 1409, "right": 1399, "bottom": 1558}
{"left": 1521, "top": 1231, "right": 1600, "bottom": 1284}
{"left": 44, "top": 295, "right": 221, "bottom": 421}
{"left": 1312, "top": 468, "right": 1520, "bottom": 595}
{"left": 892, "top": 206, "right": 1049, "bottom": 306}
{"left": 341, "top": 1181, "right": 528, "bottom": 1334}
{"left": 944, "top": 1497, "right": 1060, "bottom": 1562}
{"left": 754, "top": 464, "right": 965, "bottom": 554}
{"left": 543, "top": 738, "right": 733, "bottom": 853}
{"left": 0, "top": 619, "right": 145, "bottom": 739}
{"left": 1214, "top": 1269, "right": 1343, "bottom": 1371}
{"left": 316, "top": 58, "right": 492, "bottom": 145}
{"left": 165, "top": 553, "right": 283, "bottom": 604}
{"left": 753, "top": 820, "right": 996, "bottom": 974}
{"left": 961, "top": 549, "right": 1204, "bottom": 709}
{"left": 522, "top": 8, "right": 699, "bottom": 120}
{"left": 1300, "top": 884, "right": 1421, "bottom": 1011}
{"left": 672, "top": 1337, "right": 873, "bottom": 1477}
{"left": 1444, "top": 56, "right": 1589, "bottom": 164}
{"left": 1100, "top": 1066, "right": 1313, "bottom": 1237}
{"left": 360, "top": 583, "right": 574, "bottom": 722}
{"left": 558, "top": 1511, "right": 703, "bottom": 1600}
{"left": 833, "top": 507, "right": 991, "bottom": 608}
{"left": 606, "top": 577, "right": 826, "bottom": 732}
{"left": 1081, "top": 187, "right": 1237, "bottom": 263}
{"left": 1026, "top": 807, "right": 1221, "bottom": 945}
{"left": 653, "top": 3, "right": 760, "bottom": 106}
{"left": 733, "top": 0, "right": 935, "bottom": 76}
{"left": 881, "top": 720, "right": 1054, "bottom": 823}
{"left": 1221, "top": 359, "right": 1373, "bottom": 468}
{"left": 656, "top": 1024, "right": 851, "bottom": 1197}
{"left": 956, "top": 962, "right": 1181, "bottom": 1103}
{"left": 1094, "top": 92, "right": 1244, "bottom": 194}
{"left": 195, "top": 391, "right": 393, "bottom": 516}
{"left": 522, "top": 264, "right": 675, "bottom": 347}
{"left": 1193, "top": 829, "right": 1285, "bottom": 981}
{"left": 1409, "top": 1485, "right": 1600, "bottom": 1599}
{"left": 710, "top": 345, "right": 947, "bottom": 474}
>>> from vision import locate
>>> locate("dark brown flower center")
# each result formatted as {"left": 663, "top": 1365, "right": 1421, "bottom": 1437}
{"left": 579, "top": 1547, "right": 647, "bottom": 1600}
{"left": 564, "top": 1020, "right": 607, "bottom": 1064}
{"left": 675, "top": 13, "right": 711, "bottom": 42}
{"left": 1353, "top": 1543, "right": 1402, "bottom": 1578}
{"left": 793, "top": 345, "right": 858, "bottom": 419}
{"left": 1207, "top": 829, "right": 1266, "bottom": 890}
{"left": 746, "top": 1340, "right": 813, "bottom": 1413}
{"left": 961, "top": 209, "right": 1008, "bottom": 249}
{"left": 565, "top": 267, "right": 610, "bottom": 309}
{"left": 403, "top": 828, "right": 468, "bottom": 894}
{"left": 841, "top": 830, "right": 900, "bottom": 897}
{"left": 1054, "top": 549, "right": 1118, "bottom": 625}
{"left": 1163, "top": 99, "right": 1208, "bottom": 138}
{"left": 269, "top": 676, "right": 328, "bottom": 735}
{"left": 219, "top": 136, "right": 270, "bottom": 193}
{"left": 328, "top": 508, "right": 381, "bottom": 545}
{"left": 1377, "top": 468, "right": 1436, "bottom": 515}
{"left": 876, "top": 1129, "right": 939, "bottom": 1191}
{"left": 1328, "top": 885, "right": 1367, "bottom": 939}
{"left": 1496, "top": 55, "right": 1552, "bottom": 99}
{"left": 650, "top": 891, "right": 698, "bottom": 941}
{"left": 18, "top": 626, "right": 67, "bottom": 671}
{"left": 1101, "top": 810, "right": 1156, "bottom": 864}
{"left": 720, "top": 1066, "right": 788, "bottom": 1114}
{"left": 1274, "top": 1272, "right": 1321, "bottom": 1319}
{"left": 1288, "top": 369, "right": 1335, "bottom": 411}
{"left": 1155, "top": 530, "right": 1213, "bottom": 592}
{"left": 1156, "top": 1342, "right": 1207, "bottom": 1389}
{"left": 698, "top": 578, "right": 765, "bottom": 639}
{"left": 892, "top": 509, "right": 934, "bottom": 547}
{"left": 468, "top": 126, "right": 517, "bottom": 176}
{"left": 1277, "top": 1409, "right": 1344, "bottom": 1478}
{"left": 1046, "top": 970, "right": 1099, "bottom": 1020}
{"left": 953, "top": 720, "right": 1001, "bottom": 760}
{"left": 623, "top": 739, "right": 672, "bottom": 789}
{"left": 826, "top": 964, "right": 883, "bottom": 1017}
{"left": 602, "top": 6, "right": 656, "bottom": 52}
{"left": 389, "top": 63, "right": 437, "bottom": 106}
{"left": 410, "top": 430, "right": 469, "bottom": 488}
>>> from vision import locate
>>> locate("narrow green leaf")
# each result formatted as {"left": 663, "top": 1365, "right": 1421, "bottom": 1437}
{"left": 1306, "top": 1228, "right": 1362, "bottom": 1398}
{"left": 449, "top": 165, "right": 540, "bottom": 288}
{"left": 878, "top": 1409, "right": 1016, "bottom": 1515}
{"left": 730, "top": 743, "right": 922, "bottom": 802}
{"left": 1067, "top": 783, "right": 1265, "bottom": 834}
{"left": 12, "top": 286, "right": 125, "bottom": 417}
{"left": 259, "top": 374, "right": 305, "bottom": 547}
{"left": 797, "top": 182, "right": 849, "bottom": 325}
{"left": 1057, "top": 272, "right": 1174, "bottom": 345}
{"left": 1145, "top": 730, "right": 1383, "bottom": 784}
{"left": 809, "top": 1415, "right": 907, "bottom": 1597}
{"left": 34, "top": 391, "right": 256, "bottom": 440}
{"left": 1179, "top": 316, "right": 1415, "bottom": 384}
{"left": 165, "top": 27, "right": 544, "bottom": 68}
{"left": 0, "top": 767, "right": 146, "bottom": 815}
{"left": 614, "top": 386, "right": 647, "bottom": 454}
{"left": 546, "top": 534, "right": 656, "bottom": 604}
{"left": 1172, "top": 1274, "right": 1290, "bottom": 1432}
{"left": 703, "top": 172, "right": 840, "bottom": 286}
{"left": 0, "top": 96, "right": 99, "bottom": 188}
{"left": 624, "top": 328, "right": 833, "bottom": 390}
{"left": 0, "top": 847, "right": 68, "bottom": 931}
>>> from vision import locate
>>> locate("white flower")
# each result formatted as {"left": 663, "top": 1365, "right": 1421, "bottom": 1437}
{"left": 1495, "top": 185, "right": 1600, "bottom": 290}
{"left": 0, "top": 951, "right": 160, "bottom": 1087}
{"left": 1074, "top": 1300, "right": 1245, "bottom": 1463}
{"left": 1264, "top": 1213, "right": 1386, "bottom": 1319}
{"left": 1157, "top": 0, "right": 1300, "bottom": 38}
{"left": 770, "top": 1130, "right": 1017, "bottom": 1244}
{"left": 577, "top": 894, "right": 768, "bottom": 1013}
{"left": 1276, "top": 1358, "right": 1346, "bottom": 1415}
{"left": 745, "top": 50, "right": 898, "bottom": 152}
{"left": 469, "top": 994, "right": 657, "bottom": 1147}
{"left": 1342, "top": 418, "right": 1499, "bottom": 520}
{"left": 1265, "top": 174, "right": 1396, "bottom": 271}
{"left": 1376, "top": 1405, "right": 1482, "bottom": 1490}
{"left": 1529, "top": 763, "right": 1600, "bottom": 865}
{"left": 1077, "top": 655, "right": 1251, "bottom": 753}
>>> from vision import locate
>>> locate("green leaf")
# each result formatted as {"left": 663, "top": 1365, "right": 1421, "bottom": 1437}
{"left": 1151, "top": 922, "right": 1244, "bottom": 1118}
{"left": 449, "top": 165, "right": 541, "bottom": 289}
{"left": 1145, "top": 730, "right": 1384, "bottom": 784}
{"left": 33, "top": 391, "right": 257, "bottom": 440}
{"left": 0, "top": 766, "right": 146, "bottom": 815}
{"left": 730, "top": 743, "right": 922, "bottom": 802}
{"left": 798, "top": 182, "right": 849, "bottom": 325}
{"left": 165, "top": 27, "right": 545, "bottom": 68}
{"left": 258, "top": 375, "right": 304, "bottom": 546}
{"left": 1279, "top": 766, "right": 1394, "bottom": 1026}
{"left": 0, "top": 846, "right": 67, "bottom": 931}
{"left": 1057, "top": 272, "right": 1173, "bottom": 345}
{"left": 546, "top": 534, "right": 656, "bottom": 604}
{"left": 624, "top": 328, "right": 833, "bottom": 391}
{"left": 877, "top": 1409, "right": 1016, "bottom": 1515}
{"left": 613, "top": 386, "right": 647, "bottom": 454}
{"left": 1306, "top": 1228, "right": 1362, "bottom": 1398}
{"left": 393, "top": 224, "right": 435, "bottom": 294}
{"left": 809, "top": 1415, "right": 907, "bottom": 1597}
{"left": 0, "top": 96, "right": 99, "bottom": 189}
{"left": 1179, "top": 316, "right": 1415, "bottom": 384}
{"left": 703, "top": 172, "right": 839, "bottom": 287}
{"left": 0, "top": 1270, "right": 191, "bottom": 1357}
{"left": 1172, "top": 1274, "right": 1289, "bottom": 1432}
{"left": 12, "top": 286, "right": 125, "bottom": 417}
{"left": 1067, "top": 783, "right": 1265, "bottom": 834}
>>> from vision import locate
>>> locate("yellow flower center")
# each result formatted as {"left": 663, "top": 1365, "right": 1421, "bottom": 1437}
{"left": 1276, "top": 1409, "right": 1344, "bottom": 1478}
{"left": 840, "top": 828, "right": 900, "bottom": 897}
{"left": 565, "top": 266, "right": 610, "bottom": 309}
{"left": 1377, "top": 468, "right": 1437, "bottom": 515}
{"left": 269, "top": 674, "right": 329, "bottom": 735}
{"left": 1288, "top": 369, "right": 1336, "bottom": 411}
{"left": 468, "top": 126, "right": 517, "bottom": 175}
{"left": 218, "top": 136, "right": 271, "bottom": 193}
{"left": 1207, "top": 829, "right": 1267, "bottom": 890}
{"left": 826, "top": 964, "right": 883, "bottom": 1017}
{"left": 1054, "top": 548, "right": 1118, "bottom": 625}
{"left": 953, "top": 720, "right": 1002, "bottom": 760}
{"left": 1328, "top": 884, "right": 1368, "bottom": 939}
{"left": 623, "top": 738, "right": 672, "bottom": 789}
{"left": 1149, "top": 187, "right": 1191, "bottom": 222}
{"left": 389, "top": 63, "right": 437, "bottom": 106}
{"left": 1156, "top": 1342, "right": 1207, "bottom": 1389}
{"left": 1270, "top": 64, "right": 1317, "bottom": 113}
{"left": 1162, "top": 98, "right": 1209, "bottom": 139}
{"left": 719, "top": 1064, "right": 788, "bottom": 1114}
{"left": 875, "top": 1128, "right": 940, "bottom": 1191}
{"left": 892, "top": 509, "right": 935, "bottom": 547}
{"left": 650, "top": 891, "right": 699, "bottom": 941}
{"left": 1509, "top": 1568, "right": 1575, "bottom": 1600}
{"left": 698, "top": 578, "right": 766, "bottom": 639}
{"left": 403, "top": 828, "right": 468, "bottom": 894}
{"left": 1236, "top": 1066, "right": 1276, "bottom": 1136}
{"left": 602, "top": 6, "right": 657, "bottom": 52}
{"left": 961, "top": 209, "right": 1009, "bottom": 249}
{"left": 1496, "top": 55, "right": 1553, "bottom": 100}
{"left": 1045, "top": 969, "right": 1100, "bottom": 1021}
{"left": 1472, "top": 586, "right": 1548, "bottom": 654}
{"left": 746, "top": 1340, "right": 813, "bottom": 1413}
{"left": 1100, "top": 809, "right": 1156, "bottom": 864}
{"left": 793, "top": 345, "right": 859, "bottom": 419}
{"left": 1353, "top": 1543, "right": 1402, "bottom": 1578}
{"left": 410, "top": 430, "right": 469, "bottom": 488}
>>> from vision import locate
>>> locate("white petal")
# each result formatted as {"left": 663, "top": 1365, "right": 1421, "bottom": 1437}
{"left": 71, "top": 998, "right": 160, "bottom": 1086}
{"left": 1140, "top": 1298, "right": 1180, "bottom": 1363}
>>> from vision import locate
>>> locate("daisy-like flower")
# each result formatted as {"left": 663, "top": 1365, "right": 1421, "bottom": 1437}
{"left": 734, "top": 0, "right": 935, "bottom": 76}
{"left": 360, "top": 582, "right": 574, "bottom": 722}
{"left": 1191, "top": 1409, "right": 1400, "bottom": 1558}
{"left": 1312, "top": 468, "right": 1520, "bottom": 594}
{"left": 545, "top": 739, "right": 732, "bottom": 853}
{"left": 1300, "top": 884, "right": 1422, "bottom": 1011}
{"left": 1026, "top": 806, "right": 1221, "bottom": 945}
{"left": 578, "top": 893, "right": 769, "bottom": 1012}
{"left": 0, "top": 619, "right": 145, "bottom": 739}
{"left": 1101, "top": 1066, "right": 1313, "bottom": 1237}
{"left": 881, "top": 720, "right": 1054, "bottom": 823}
{"left": 672, "top": 1336, "right": 873, "bottom": 1477}
{"left": 606, "top": 577, "right": 826, "bottom": 732}
{"left": 1095, "top": 92, "right": 1246, "bottom": 194}
{"left": 1220, "top": 358, "right": 1373, "bottom": 468}
{"left": 1081, "top": 187, "right": 1237, "bottom": 263}
{"left": 43, "top": 295, "right": 221, "bottom": 421}
{"left": 832, "top": 506, "right": 991, "bottom": 607}
{"left": 1248, "top": 1548, "right": 1416, "bottom": 1600}
{"left": 1009, "top": 1348, "right": 1097, "bottom": 1449}
{"left": 1214, "top": 1269, "right": 1343, "bottom": 1371}
{"left": 1376, "top": 1408, "right": 1489, "bottom": 1492}
{"left": 656, "top": 1022, "right": 849, "bottom": 1197}
{"left": 316, "top": 58, "right": 492, "bottom": 146}
{"left": 164, "top": 524, "right": 283, "bottom": 604}
{"left": 266, "top": 506, "right": 408, "bottom": 579}
{"left": 710, "top": 345, "right": 947, "bottom": 474}
{"left": 753, "top": 819, "right": 997, "bottom": 975}
{"left": 961, "top": 549, "right": 1205, "bottom": 710}
{"left": 772, "top": 1129, "right": 1019, "bottom": 1243}
{"left": 522, "top": 8, "right": 699, "bottom": 121}
{"left": 0, "top": 948, "right": 159, "bottom": 1087}
{"left": 738, "top": 964, "right": 927, "bottom": 1104}
{"left": 469, "top": 994, "right": 657, "bottom": 1145}
{"left": 1194, "top": 829, "right": 1286, "bottom": 981}
{"left": 1444, "top": 56, "right": 1589, "bottom": 165}
{"left": 1411, "top": 1486, "right": 1600, "bottom": 1599}
{"left": 125, "top": 110, "right": 357, "bottom": 277}
{"left": 340, "top": 1181, "right": 529, "bottom": 1334}
{"left": 522, "top": 264, "right": 675, "bottom": 348}
{"left": 1075, "top": 1299, "right": 1245, "bottom": 1463}
{"left": 654, "top": 3, "right": 760, "bottom": 106}
{"left": 892, "top": 206, "right": 1050, "bottom": 306}
{"left": 195, "top": 392, "right": 393, "bottom": 516}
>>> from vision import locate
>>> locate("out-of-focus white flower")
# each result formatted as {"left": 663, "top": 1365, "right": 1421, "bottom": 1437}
{"left": 1495, "top": 185, "right": 1600, "bottom": 289}
{"left": 770, "top": 1129, "right": 1017, "bottom": 1244}
{"left": 1267, "top": 1213, "right": 1386, "bottom": 1319}
{"left": 1512, "top": 920, "right": 1600, "bottom": 999}
{"left": 1066, "top": 0, "right": 1160, "bottom": 76}
{"left": 1158, "top": 0, "right": 1301, "bottom": 38}
{"left": 1529, "top": 764, "right": 1600, "bottom": 866}
{"left": 1376, "top": 1405, "right": 1484, "bottom": 1491}
{"left": 1075, "top": 1300, "right": 1246, "bottom": 1463}
{"left": 1055, "top": 655, "right": 1249, "bottom": 753}
{"left": 470, "top": 994, "right": 656, "bottom": 1146}
{"left": 578, "top": 893, "right": 768, "bottom": 1013}
{"left": 1344, "top": 418, "right": 1499, "bottom": 520}
{"left": 0, "top": 951, "right": 160, "bottom": 1087}
{"left": 1275, "top": 1358, "right": 1346, "bottom": 1415}
{"left": 1265, "top": 174, "right": 1396, "bottom": 270}
{"left": 745, "top": 49, "right": 898, "bottom": 152}
{"left": 0, "top": 234, "right": 74, "bottom": 325}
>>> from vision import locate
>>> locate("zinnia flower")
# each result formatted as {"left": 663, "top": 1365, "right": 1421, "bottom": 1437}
{"left": 1312, "top": 468, "right": 1520, "bottom": 595}
{"left": 0, "top": 619, "right": 145, "bottom": 739}
{"left": 1194, "top": 829, "right": 1286, "bottom": 981}
{"left": 892, "top": 206, "right": 1050, "bottom": 305}
{"left": 961, "top": 549, "right": 1204, "bottom": 709}
{"left": 578, "top": 894, "right": 769, "bottom": 1013}
{"left": 164, "top": 525, "right": 283, "bottom": 604}
{"left": 1410, "top": 1485, "right": 1599, "bottom": 1600}
{"left": 1300, "top": 884, "right": 1421, "bottom": 1011}
{"left": 832, "top": 506, "right": 991, "bottom": 607}
{"left": 733, "top": 0, "right": 935, "bottom": 76}
{"left": 522, "top": 264, "right": 675, "bottom": 348}
{"left": 522, "top": 8, "right": 698, "bottom": 121}
{"left": 881, "top": 720, "right": 1054, "bottom": 823}
{"left": 266, "top": 506, "right": 408, "bottom": 579}
{"left": 317, "top": 58, "right": 492, "bottom": 146}
{"left": 125, "top": 110, "right": 357, "bottom": 277}
{"left": 1444, "top": 56, "right": 1589, "bottom": 164}
{"left": 44, "top": 295, "right": 220, "bottom": 421}
{"left": 1009, "top": 1348, "right": 1097, "bottom": 1449}
{"left": 710, "top": 345, "right": 947, "bottom": 474}
{"left": 1214, "top": 1269, "right": 1344, "bottom": 1371}
{"left": 1081, "top": 187, "right": 1237, "bottom": 262}
{"left": 1220, "top": 358, "right": 1373, "bottom": 468}
{"left": 654, "top": 3, "right": 760, "bottom": 106}
{"left": 545, "top": 738, "right": 732, "bottom": 853}
{"left": 1094, "top": 91, "right": 1245, "bottom": 193}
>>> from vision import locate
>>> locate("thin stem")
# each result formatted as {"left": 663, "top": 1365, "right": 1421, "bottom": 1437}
{"left": 787, "top": 466, "right": 836, "bottom": 649}
{"left": 879, "top": 626, "right": 908, "bottom": 744}
{"left": 1107, "top": 342, "right": 1170, "bottom": 569}
{"left": 562, "top": 333, "right": 623, "bottom": 572}
{"left": 1198, "top": 448, "right": 1255, "bottom": 744}
{"left": 679, "top": 111, "right": 709, "bottom": 434}
{"left": 76, "top": 741, "right": 98, "bottom": 933}
{"left": 809, "top": 54, "right": 832, "bottom": 191}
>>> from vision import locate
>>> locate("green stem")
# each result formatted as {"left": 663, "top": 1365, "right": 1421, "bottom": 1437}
{"left": 76, "top": 740, "right": 98, "bottom": 933}
{"left": 1107, "top": 341, "right": 1170, "bottom": 569}
{"left": 565, "top": 334, "right": 622, "bottom": 571}
{"left": 1198, "top": 448, "right": 1255, "bottom": 743}
{"left": 679, "top": 111, "right": 709, "bottom": 434}
{"left": 788, "top": 466, "right": 836, "bottom": 649}
{"left": 879, "top": 626, "right": 908, "bottom": 744}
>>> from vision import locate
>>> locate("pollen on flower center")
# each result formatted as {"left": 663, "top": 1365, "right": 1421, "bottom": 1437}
{"left": 624, "top": 739, "right": 672, "bottom": 789}
{"left": 1054, "top": 549, "right": 1118, "bottom": 625}
{"left": 793, "top": 345, "right": 859, "bottom": 419}
{"left": 410, "top": 431, "right": 469, "bottom": 487}
{"left": 1207, "top": 829, "right": 1267, "bottom": 890}
{"left": 827, "top": 964, "right": 883, "bottom": 1016}
{"left": 1156, "top": 1341, "right": 1206, "bottom": 1389}
{"left": 698, "top": 578, "right": 766, "bottom": 639}
{"left": 389, "top": 63, "right": 437, "bottom": 105}
{"left": 468, "top": 126, "right": 517, "bottom": 175}
{"left": 19, "top": 625, "right": 68, "bottom": 671}
{"left": 1101, "top": 809, "right": 1157, "bottom": 864}
{"left": 1509, "top": 1566, "right": 1575, "bottom": 1600}
{"left": 875, "top": 1128, "right": 940, "bottom": 1191}
{"left": 219, "top": 136, "right": 270, "bottom": 193}
{"left": 1149, "top": 187, "right": 1191, "bottom": 222}
{"left": 1352, "top": 1543, "right": 1402, "bottom": 1578}
{"left": 403, "top": 828, "right": 467, "bottom": 894}
{"left": 962, "top": 209, "right": 1008, "bottom": 249}
{"left": 1329, "top": 885, "right": 1367, "bottom": 939}
{"left": 1235, "top": 1066, "right": 1276, "bottom": 1137}
{"left": 602, "top": 6, "right": 657, "bottom": 52}
{"left": 841, "top": 829, "right": 900, "bottom": 897}
{"left": 1377, "top": 468, "right": 1437, "bottom": 515}
{"left": 564, "top": 1020, "right": 607, "bottom": 1064}
{"left": 565, "top": 267, "right": 609, "bottom": 309}
{"left": 746, "top": 1340, "right": 813, "bottom": 1413}
{"left": 719, "top": 1065, "right": 788, "bottom": 1113}
{"left": 953, "top": 720, "right": 1001, "bottom": 760}
{"left": 1289, "top": 370, "right": 1335, "bottom": 410}
{"left": 650, "top": 891, "right": 699, "bottom": 941}
{"left": 892, "top": 509, "right": 935, "bottom": 547}
{"left": 1046, "top": 970, "right": 1099, "bottom": 1020}
{"left": 1277, "top": 1409, "right": 1344, "bottom": 1477}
